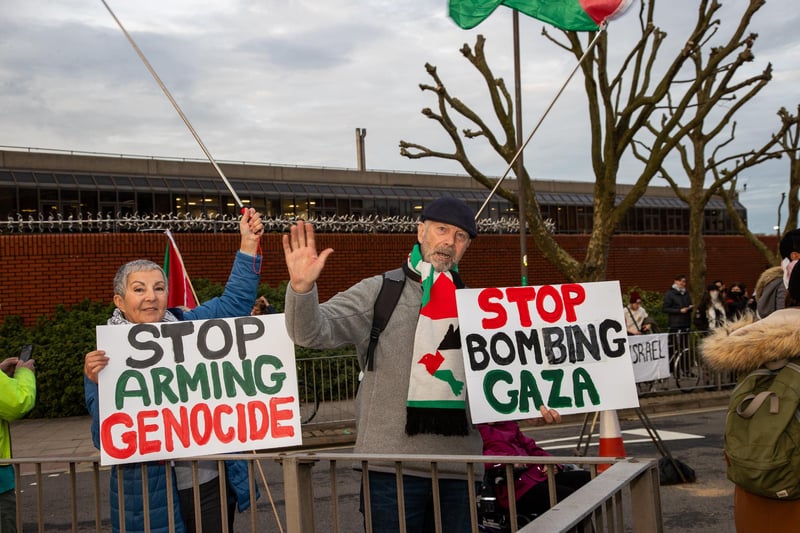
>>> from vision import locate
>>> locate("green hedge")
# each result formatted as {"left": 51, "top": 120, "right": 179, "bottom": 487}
{"left": 622, "top": 286, "right": 669, "bottom": 332}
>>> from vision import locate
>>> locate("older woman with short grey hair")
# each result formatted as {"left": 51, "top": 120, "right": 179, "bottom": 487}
{"left": 84, "top": 208, "right": 264, "bottom": 533}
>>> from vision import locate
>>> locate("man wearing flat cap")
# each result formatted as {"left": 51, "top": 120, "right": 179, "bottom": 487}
{"left": 282, "top": 198, "right": 558, "bottom": 532}
{"left": 282, "top": 196, "right": 479, "bottom": 532}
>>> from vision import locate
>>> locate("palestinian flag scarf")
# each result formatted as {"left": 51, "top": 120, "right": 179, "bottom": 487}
{"left": 405, "top": 243, "right": 470, "bottom": 436}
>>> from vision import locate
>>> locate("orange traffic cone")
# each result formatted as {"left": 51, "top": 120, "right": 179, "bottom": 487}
{"left": 597, "top": 410, "right": 626, "bottom": 473}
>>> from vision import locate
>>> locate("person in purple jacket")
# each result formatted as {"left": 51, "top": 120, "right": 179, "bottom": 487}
{"left": 478, "top": 418, "right": 591, "bottom": 518}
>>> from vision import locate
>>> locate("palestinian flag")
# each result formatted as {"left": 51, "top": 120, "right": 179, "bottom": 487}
{"left": 449, "top": 0, "right": 634, "bottom": 31}
{"left": 163, "top": 230, "right": 198, "bottom": 309}
{"left": 406, "top": 268, "right": 470, "bottom": 436}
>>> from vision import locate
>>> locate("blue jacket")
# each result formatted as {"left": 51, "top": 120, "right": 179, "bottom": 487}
{"left": 84, "top": 251, "right": 260, "bottom": 532}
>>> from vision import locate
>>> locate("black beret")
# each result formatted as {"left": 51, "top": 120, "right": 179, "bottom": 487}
{"left": 420, "top": 197, "right": 477, "bottom": 238}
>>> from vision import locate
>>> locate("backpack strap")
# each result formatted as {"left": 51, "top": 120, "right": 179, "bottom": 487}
{"left": 737, "top": 391, "right": 780, "bottom": 418}
{"left": 736, "top": 359, "right": 793, "bottom": 418}
{"left": 365, "top": 268, "right": 406, "bottom": 371}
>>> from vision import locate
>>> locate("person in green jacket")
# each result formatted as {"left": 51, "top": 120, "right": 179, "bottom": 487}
{"left": 0, "top": 353, "right": 36, "bottom": 533}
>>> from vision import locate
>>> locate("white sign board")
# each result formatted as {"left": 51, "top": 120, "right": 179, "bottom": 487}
{"left": 455, "top": 281, "right": 639, "bottom": 424}
{"left": 96, "top": 314, "right": 301, "bottom": 465}
{"left": 627, "top": 333, "right": 670, "bottom": 383}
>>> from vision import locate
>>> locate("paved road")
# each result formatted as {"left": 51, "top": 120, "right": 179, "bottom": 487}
{"left": 535, "top": 406, "right": 734, "bottom": 533}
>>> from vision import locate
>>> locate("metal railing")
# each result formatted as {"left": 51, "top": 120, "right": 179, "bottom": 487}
{"left": 7, "top": 453, "right": 659, "bottom": 532}
{"left": 634, "top": 330, "right": 737, "bottom": 395}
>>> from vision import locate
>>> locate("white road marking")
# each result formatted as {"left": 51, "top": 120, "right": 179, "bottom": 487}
{"left": 538, "top": 429, "right": 704, "bottom": 451}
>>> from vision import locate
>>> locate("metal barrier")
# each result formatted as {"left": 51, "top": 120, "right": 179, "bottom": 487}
{"left": 7, "top": 453, "right": 659, "bottom": 532}
{"left": 296, "top": 354, "right": 360, "bottom": 426}
{"left": 634, "top": 330, "right": 736, "bottom": 395}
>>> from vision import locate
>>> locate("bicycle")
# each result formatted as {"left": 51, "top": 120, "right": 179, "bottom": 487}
{"left": 636, "top": 330, "right": 703, "bottom": 394}
{"left": 668, "top": 330, "right": 709, "bottom": 392}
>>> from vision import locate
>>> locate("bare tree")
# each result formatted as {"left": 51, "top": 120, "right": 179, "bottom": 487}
{"left": 400, "top": 0, "right": 770, "bottom": 283}
{"left": 717, "top": 106, "right": 800, "bottom": 267}
{"left": 631, "top": 34, "right": 794, "bottom": 302}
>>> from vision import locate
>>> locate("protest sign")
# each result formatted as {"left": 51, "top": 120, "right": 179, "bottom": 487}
{"left": 627, "top": 333, "right": 670, "bottom": 383}
{"left": 96, "top": 314, "right": 300, "bottom": 465}
{"left": 455, "top": 281, "right": 639, "bottom": 424}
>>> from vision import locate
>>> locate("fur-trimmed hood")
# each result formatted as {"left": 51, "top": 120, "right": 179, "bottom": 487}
{"left": 701, "top": 308, "right": 800, "bottom": 372}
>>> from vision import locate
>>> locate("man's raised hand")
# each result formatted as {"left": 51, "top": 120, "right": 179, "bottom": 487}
{"left": 282, "top": 220, "right": 333, "bottom": 294}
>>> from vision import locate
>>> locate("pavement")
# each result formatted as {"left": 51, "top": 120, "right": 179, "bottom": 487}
{"left": 8, "top": 388, "right": 733, "bottom": 473}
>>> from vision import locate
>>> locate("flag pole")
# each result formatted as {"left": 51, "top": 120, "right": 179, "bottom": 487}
{"left": 100, "top": 0, "right": 245, "bottom": 212}
{"left": 165, "top": 229, "right": 200, "bottom": 305}
{"left": 475, "top": 21, "right": 608, "bottom": 220}
{"left": 512, "top": 10, "right": 528, "bottom": 286}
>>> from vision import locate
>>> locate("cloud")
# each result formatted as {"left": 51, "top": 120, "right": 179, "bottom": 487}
{"left": 0, "top": 0, "right": 797, "bottom": 233}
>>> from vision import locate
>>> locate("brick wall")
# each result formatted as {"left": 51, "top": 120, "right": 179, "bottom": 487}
{"left": 0, "top": 232, "right": 777, "bottom": 324}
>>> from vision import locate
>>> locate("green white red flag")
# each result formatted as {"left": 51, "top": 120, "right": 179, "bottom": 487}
{"left": 449, "top": 0, "right": 633, "bottom": 30}
{"left": 163, "top": 230, "right": 198, "bottom": 309}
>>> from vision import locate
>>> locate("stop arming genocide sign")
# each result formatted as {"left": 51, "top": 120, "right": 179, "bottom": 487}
{"left": 455, "top": 281, "right": 639, "bottom": 424}
{"left": 96, "top": 314, "right": 301, "bottom": 465}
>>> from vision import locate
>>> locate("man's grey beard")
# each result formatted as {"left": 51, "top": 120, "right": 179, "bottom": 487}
{"left": 420, "top": 239, "right": 457, "bottom": 272}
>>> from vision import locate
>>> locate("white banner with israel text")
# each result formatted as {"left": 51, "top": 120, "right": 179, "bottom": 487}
{"left": 627, "top": 333, "right": 670, "bottom": 383}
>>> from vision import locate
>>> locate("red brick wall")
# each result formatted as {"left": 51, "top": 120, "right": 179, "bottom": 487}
{"left": 0, "top": 232, "right": 777, "bottom": 324}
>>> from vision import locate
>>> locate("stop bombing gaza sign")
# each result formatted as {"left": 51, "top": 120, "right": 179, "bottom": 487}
{"left": 455, "top": 281, "right": 639, "bottom": 424}
{"left": 95, "top": 314, "right": 301, "bottom": 466}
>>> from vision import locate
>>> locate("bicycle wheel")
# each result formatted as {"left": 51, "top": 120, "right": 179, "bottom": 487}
{"left": 298, "top": 380, "right": 320, "bottom": 424}
{"left": 673, "top": 349, "right": 703, "bottom": 392}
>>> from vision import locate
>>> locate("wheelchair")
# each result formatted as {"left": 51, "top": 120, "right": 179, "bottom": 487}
{"left": 476, "top": 465, "right": 538, "bottom": 532}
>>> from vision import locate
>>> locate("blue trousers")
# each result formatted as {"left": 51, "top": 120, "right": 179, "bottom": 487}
{"left": 360, "top": 471, "right": 475, "bottom": 533}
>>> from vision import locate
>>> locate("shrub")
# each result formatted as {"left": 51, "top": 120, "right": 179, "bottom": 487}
{"left": 0, "top": 299, "right": 113, "bottom": 419}
{"left": 623, "top": 286, "right": 668, "bottom": 332}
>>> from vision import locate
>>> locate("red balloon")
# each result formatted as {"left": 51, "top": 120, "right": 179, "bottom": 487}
{"left": 580, "top": 0, "right": 635, "bottom": 25}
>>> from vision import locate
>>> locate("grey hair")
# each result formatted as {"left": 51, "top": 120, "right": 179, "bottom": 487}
{"left": 113, "top": 260, "right": 167, "bottom": 297}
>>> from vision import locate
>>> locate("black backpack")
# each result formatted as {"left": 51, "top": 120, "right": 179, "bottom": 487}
{"left": 364, "top": 268, "right": 406, "bottom": 371}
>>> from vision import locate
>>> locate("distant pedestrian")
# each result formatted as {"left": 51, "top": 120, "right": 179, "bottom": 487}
{"left": 624, "top": 291, "right": 652, "bottom": 335}
{"left": 663, "top": 274, "right": 692, "bottom": 373}
{"left": 663, "top": 274, "right": 693, "bottom": 331}
{"left": 694, "top": 284, "right": 725, "bottom": 333}
{"left": 724, "top": 282, "right": 752, "bottom": 321}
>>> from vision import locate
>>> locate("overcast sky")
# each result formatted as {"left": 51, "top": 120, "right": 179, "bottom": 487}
{"left": 1, "top": 0, "right": 798, "bottom": 233}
